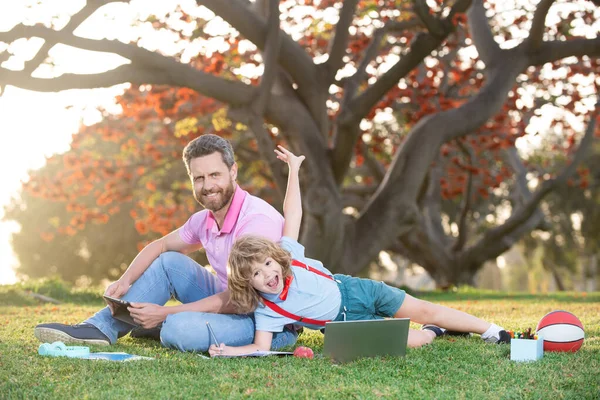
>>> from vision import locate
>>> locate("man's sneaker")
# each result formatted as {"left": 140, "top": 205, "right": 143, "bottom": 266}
{"left": 129, "top": 326, "right": 162, "bottom": 341}
{"left": 34, "top": 323, "right": 110, "bottom": 346}
{"left": 483, "top": 329, "right": 511, "bottom": 344}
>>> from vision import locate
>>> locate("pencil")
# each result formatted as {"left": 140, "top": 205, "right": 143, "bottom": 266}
{"left": 206, "top": 321, "right": 220, "bottom": 345}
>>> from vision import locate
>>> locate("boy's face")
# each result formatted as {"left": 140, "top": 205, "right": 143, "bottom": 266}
{"left": 250, "top": 257, "right": 284, "bottom": 295}
{"left": 189, "top": 152, "right": 237, "bottom": 212}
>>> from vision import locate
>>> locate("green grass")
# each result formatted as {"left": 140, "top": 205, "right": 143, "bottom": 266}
{"left": 1, "top": 282, "right": 599, "bottom": 399}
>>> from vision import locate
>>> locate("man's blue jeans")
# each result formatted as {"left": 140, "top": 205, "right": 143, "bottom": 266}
{"left": 85, "top": 251, "right": 298, "bottom": 352}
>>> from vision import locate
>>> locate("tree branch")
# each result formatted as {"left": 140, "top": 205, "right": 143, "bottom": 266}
{"left": 466, "top": 0, "right": 501, "bottom": 67}
{"left": 452, "top": 141, "right": 475, "bottom": 251}
{"left": 0, "top": 62, "right": 253, "bottom": 107}
{"left": 342, "top": 183, "right": 378, "bottom": 196}
{"left": 196, "top": 0, "right": 326, "bottom": 134}
{"left": 1, "top": 24, "right": 169, "bottom": 66}
{"left": 337, "top": 18, "right": 420, "bottom": 116}
{"left": 229, "top": 107, "right": 287, "bottom": 200}
{"left": 332, "top": 18, "right": 423, "bottom": 91}
{"left": 412, "top": 0, "right": 445, "bottom": 38}
{"left": 421, "top": 161, "right": 450, "bottom": 250}
{"left": 465, "top": 101, "right": 598, "bottom": 264}
{"left": 360, "top": 141, "right": 386, "bottom": 183}
{"left": 21, "top": 0, "right": 127, "bottom": 76}
{"left": 386, "top": 18, "right": 424, "bottom": 33}
{"left": 331, "top": 0, "right": 473, "bottom": 184}
{"left": 253, "top": 0, "right": 280, "bottom": 116}
{"left": 529, "top": 37, "right": 600, "bottom": 66}
{"left": 0, "top": 23, "right": 255, "bottom": 104}
{"left": 324, "top": 0, "right": 359, "bottom": 85}
{"left": 343, "top": 53, "right": 528, "bottom": 271}
{"left": 504, "top": 146, "right": 549, "bottom": 229}
{"left": 197, "top": 0, "right": 316, "bottom": 87}
{"left": 526, "top": 0, "right": 555, "bottom": 52}
{"left": 332, "top": 33, "right": 441, "bottom": 184}
{"left": 341, "top": 193, "right": 367, "bottom": 210}
{"left": 438, "top": 26, "right": 466, "bottom": 95}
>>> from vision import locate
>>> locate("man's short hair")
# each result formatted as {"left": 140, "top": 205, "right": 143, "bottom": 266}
{"left": 182, "top": 134, "right": 235, "bottom": 175}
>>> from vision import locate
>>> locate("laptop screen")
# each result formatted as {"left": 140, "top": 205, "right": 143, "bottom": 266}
{"left": 323, "top": 318, "right": 410, "bottom": 363}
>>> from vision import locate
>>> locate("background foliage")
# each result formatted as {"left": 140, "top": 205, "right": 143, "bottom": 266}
{"left": 1, "top": 0, "right": 599, "bottom": 287}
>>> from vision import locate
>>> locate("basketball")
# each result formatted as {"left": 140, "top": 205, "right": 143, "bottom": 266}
{"left": 536, "top": 310, "right": 584, "bottom": 352}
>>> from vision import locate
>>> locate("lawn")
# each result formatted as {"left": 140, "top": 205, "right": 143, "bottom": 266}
{"left": 1, "top": 281, "right": 599, "bottom": 399}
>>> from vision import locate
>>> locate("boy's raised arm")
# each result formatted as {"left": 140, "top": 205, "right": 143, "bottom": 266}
{"left": 274, "top": 145, "right": 305, "bottom": 241}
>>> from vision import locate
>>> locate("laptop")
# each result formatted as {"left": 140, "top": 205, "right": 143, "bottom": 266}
{"left": 323, "top": 318, "right": 410, "bottom": 363}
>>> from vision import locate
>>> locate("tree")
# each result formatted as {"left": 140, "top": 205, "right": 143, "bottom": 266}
{"left": 4, "top": 111, "right": 217, "bottom": 283}
{"left": 521, "top": 147, "right": 600, "bottom": 291}
{"left": 3, "top": 129, "right": 144, "bottom": 283}
{"left": 1, "top": 0, "right": 598, "bottom": 286}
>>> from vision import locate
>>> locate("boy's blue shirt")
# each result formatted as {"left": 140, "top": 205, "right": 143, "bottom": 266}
{"left": 255, "top": 237, "right": 342, "bottom": 332}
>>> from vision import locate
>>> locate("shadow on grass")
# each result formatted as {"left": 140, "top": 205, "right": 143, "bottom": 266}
{"left": 411, "top": 288, "right": 600, "bottom": 303}
{"left": 0, "top": 277, "right": 102, "bottom": 306}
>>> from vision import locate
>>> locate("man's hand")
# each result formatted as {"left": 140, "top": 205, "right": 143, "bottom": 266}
{"left": 128, "top": 302, "right": 168, "bottom": 328}
{"left": 103, "top": 279, "right": 130, "bottom": 315}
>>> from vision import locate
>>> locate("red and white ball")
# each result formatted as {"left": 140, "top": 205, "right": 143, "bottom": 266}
{"left": 536, "top": 310, "right": 584, "bottom": 352}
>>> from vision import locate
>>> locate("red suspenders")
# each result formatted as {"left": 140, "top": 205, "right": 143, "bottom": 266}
{"left": 260, "top": 259, "right": 334, "bottom": 327}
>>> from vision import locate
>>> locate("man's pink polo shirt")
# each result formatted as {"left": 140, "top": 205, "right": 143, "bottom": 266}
{"left": 179, "top": 185, "right": 284, "bottom": 290}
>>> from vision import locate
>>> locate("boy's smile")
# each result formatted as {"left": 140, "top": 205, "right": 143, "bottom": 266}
{"left": 251, "top": 257, "right": 284, "bottom": 295}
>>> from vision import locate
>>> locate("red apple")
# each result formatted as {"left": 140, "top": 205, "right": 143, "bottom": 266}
{"left": 293, "top": 346, "right": 314, "bottom": 359}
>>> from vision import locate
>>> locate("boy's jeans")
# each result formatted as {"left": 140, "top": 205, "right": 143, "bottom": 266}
{"left": 85, "top": 251, "right": 297, "bottom": 351}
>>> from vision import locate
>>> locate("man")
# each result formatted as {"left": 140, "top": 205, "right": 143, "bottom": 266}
{"left": 34, "top": 134, "right": 298, "bottom": 351}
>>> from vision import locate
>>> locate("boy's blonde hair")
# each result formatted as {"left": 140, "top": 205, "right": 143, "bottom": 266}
{"left": 228, "top": 235, "right": 292, "bottom": 314}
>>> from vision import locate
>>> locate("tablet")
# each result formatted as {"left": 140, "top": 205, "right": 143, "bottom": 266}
{"left": 103, "top": 295, "right": 137, "bottom": 325}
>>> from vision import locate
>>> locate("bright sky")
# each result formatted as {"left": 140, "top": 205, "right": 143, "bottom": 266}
{"left": 0, "top": 86, "right": 125, "bottom": 284}
{"left": 0, "top": 0, "right": 172, "bottom": 284}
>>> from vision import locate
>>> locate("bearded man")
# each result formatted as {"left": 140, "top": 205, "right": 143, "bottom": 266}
{"left": 34, "top": 134, "right": 298, "bottom": 351}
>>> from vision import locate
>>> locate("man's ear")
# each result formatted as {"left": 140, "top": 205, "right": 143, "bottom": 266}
{"left": 230, "top": 162, "right": 238, "bottom": 181}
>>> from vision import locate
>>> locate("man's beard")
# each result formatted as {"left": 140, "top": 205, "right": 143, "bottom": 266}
{"left": 194, "top": 179, "right": 235, "bottom": 212}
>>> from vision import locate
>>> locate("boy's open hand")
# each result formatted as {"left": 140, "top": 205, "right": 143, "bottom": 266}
{"left": 274, "top": 145, "right": 305, "bottom": 170}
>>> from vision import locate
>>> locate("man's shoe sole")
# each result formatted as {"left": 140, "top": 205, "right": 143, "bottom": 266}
{"left": 34, "top": 327, "right": 110, "bottom": 346}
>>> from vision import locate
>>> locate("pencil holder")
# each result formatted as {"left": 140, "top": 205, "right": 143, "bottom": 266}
{"left": 510, "top": 338, "right": 543, "bottom": 362}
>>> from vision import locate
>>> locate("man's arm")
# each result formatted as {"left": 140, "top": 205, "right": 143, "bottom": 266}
{"left": 161, "top": 290, "right": 237, "bottom": 314}
{"left": 274, "top": 145, "right": 305, "bottom": 241}
{"left": 128, "top": 290, "right": 239, "bottom": 328}
{"left": 107, "top": 229, "right": 201, "bottom": 297}
{"left": 104, "top": 228, "right": 200, "bottom": 317}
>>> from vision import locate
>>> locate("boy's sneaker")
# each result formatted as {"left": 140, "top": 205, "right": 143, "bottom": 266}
{"left": 483, "top": 329, "right": 511, "bottom": 344}
{"left": 422, "top": 324, "right": 446, "bottom": 337}
{"left": 34, "top": 323, "right": 110, "bottom": 346}
{"left": 422, "top": 324, "right": 472, "bottom": 337}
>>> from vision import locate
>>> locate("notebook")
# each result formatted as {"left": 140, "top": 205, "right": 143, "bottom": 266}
{"left": 323, "top": 318, "right": 410, "bottom": 363}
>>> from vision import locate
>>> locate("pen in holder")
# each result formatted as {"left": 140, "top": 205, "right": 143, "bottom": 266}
{"left": 509, "top": 329, "right": 543, "bottom": 362}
